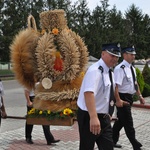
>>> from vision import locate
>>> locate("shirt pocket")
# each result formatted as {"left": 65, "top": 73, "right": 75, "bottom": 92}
{"left": 126, "top": 75, "right": 132, "bottom": 83}
{"left": 103, "top": 80, "right": 111, "bottom": 96}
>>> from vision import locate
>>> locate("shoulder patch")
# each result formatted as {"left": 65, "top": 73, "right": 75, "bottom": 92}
{"left": 120, "top": 65, "right": 125, "bottom": 69}
{"left": 98, "top": 66, "right": 103, "bottom": 73}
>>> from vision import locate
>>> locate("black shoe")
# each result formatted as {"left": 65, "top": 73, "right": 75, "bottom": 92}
{"left": 51, "top": 139, "right": 60, "bottom": 143}
{"left": 113, "top": 143, "right": 122, "bottom": 148}
{"left": 47, "top": 139, "right": 60, "bottom": 145}
{"left": 139, "top": 143, "right": 142, "bottom": 147}
{"left": 26, "top": 138, "right": 34, "bottom": 144}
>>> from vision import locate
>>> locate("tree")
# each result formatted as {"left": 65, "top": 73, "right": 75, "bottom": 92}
{"left": 0, "top": 0, "right": 44, "bottom": 62}
{"left": 86, "top": 0, "right": 111, "bottom": 58}
{"left": 107, "top": 6, "right": 124, "bottom": 44}
{"left": 1, "top": 0, "right": 150, "bottom": 62}
{"left": 70, "top": 0, "right": 90, "bottom": 37}
{"left": 124, "top": 4, "right": 146, "bottom": 59}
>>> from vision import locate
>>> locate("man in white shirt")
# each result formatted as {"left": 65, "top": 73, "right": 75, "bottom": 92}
{"left": 112, "top": 46, "right": 145, "bottom": 150}
{"left": 77, "top": 43, "right": 121, "bottom": 150}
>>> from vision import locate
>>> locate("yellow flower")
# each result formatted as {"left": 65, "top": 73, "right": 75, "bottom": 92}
{"left": 63, "top": 108, "right": 73, "bottom": 115}
{"left": 27, "top": 111, "right": 32, "bottom": 115}
{"left": 39, "top": 110, "right": 43, "bottom": 114}
{"left": 52, "top": 28, "right": 59, "bottom": 35}
{"left": 47, "top": 110, "right": 51, "bottom": 114}
{"left": 28, "top": 108, "right": 35, "bottom": 114}
{"left": 27, "top": 108, "right": 75, "bottom": 119}
{"left": 31, "top": 108, "right": 35, "bottom": 111}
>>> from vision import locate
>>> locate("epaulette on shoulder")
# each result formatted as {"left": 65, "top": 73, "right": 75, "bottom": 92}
{"left": 98, "top": 66, "right": 103, "bottom": 73}
{"left": 120, "top": 65, "right": 125, "bottom": 69}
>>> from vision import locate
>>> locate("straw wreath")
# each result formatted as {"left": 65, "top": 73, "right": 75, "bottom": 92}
{"left": 10, "top": 10, "right": 89, "bottom": 111}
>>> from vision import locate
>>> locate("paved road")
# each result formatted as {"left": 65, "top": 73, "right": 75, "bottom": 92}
{"left": 0, "top": 80, "right": 150, "bottom": 150}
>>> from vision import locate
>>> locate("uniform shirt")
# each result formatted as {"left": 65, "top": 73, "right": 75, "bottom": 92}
{"left": 114, "top": 60, "right": 136, "bottom": 94}
{"left": 0, "top": 81, "right": 4, "bottom": 108}
{"left": 77, "top": 58, "right": 115, "bottom": 114}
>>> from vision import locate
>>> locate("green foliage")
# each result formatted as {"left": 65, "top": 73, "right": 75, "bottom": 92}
{"left": 27, "top": 108, "right": 76, "bottom": 120}
{"left": 0, "top": 70, "right": 13, "bottom": 75}
{"left": 142, "top": 63, "right": 150, "bottom": 85}
{"left": 136, "top": 67, "right": 145, "bottom": 93}
{"left": 142, "top": 83, "right": 150, "bottom": 97}
{"left": 133, "top": 67, "right": 145, "bottom": 101}
{"left": 141, "top": 63, "right": 150, "bottom": 97}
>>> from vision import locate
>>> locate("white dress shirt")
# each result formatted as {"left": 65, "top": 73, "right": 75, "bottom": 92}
{"left": 114, "top": 60, "right": 136, "bottom": 94}
{"left": 77, "top": 58, "right": 115, "bottom": 114}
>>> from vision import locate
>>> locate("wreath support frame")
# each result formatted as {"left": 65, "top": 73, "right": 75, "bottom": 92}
{"left": 26, "top": 117, "right": 75, "bottom": 126}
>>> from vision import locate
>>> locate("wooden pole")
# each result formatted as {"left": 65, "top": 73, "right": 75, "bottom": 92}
{"left": 6, "top": 116, "right": 26, "bottom": 119}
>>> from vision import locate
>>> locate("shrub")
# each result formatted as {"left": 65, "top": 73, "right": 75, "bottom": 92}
{"left": 136, "top": 67, "right": 145, "bottom": 93}
{"left": 142, "top": 83, "right": 150, "bottom": 97}
{"left": 142, "top": 63, "right": 150, "bottom": 85}
{"left": 133, "top": 68, "right": 145, "bottom": 101}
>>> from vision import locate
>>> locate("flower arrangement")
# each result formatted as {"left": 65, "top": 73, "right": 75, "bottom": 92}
{"left": 27, "top": 108, "right": 76, "bottom": 121}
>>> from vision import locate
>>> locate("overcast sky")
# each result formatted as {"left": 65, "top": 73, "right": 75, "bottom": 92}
{"left": 71, "top": 0, "right": 150, "bottom": 16}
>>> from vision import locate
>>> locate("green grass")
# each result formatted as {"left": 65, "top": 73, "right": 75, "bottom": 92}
{"left": 0, "top": 70, "right": 14, "bottom": 80}
{"left": 0, "top": 70, "right": 14, "bottom": 75}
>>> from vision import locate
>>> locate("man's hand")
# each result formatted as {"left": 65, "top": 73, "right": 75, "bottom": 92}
{"left": 115, "top": 99, "right": 130, "bottom": 107}
{"left": 90, "top": 117, "right": 101, "bottom": 135}
{"left": 139, "top": 96, "right": 145, "bottom": 104}
{"left": 27, "top": 101, "right": 33, "bottom": 107}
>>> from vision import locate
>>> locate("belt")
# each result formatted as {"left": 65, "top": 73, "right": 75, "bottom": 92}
{"left": 119, "top": 93, "right": 133, "bottom": 97}
{"left": 78, "top": 107, "right": 109, "bottom": 119}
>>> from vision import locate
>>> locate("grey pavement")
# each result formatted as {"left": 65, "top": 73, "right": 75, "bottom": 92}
{"left": 0, "top": 80, "right": 150, "bottom": 150}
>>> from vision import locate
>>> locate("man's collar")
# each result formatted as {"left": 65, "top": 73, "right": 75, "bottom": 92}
{"left": 99, "top": 58, "right": 110, "bottom": 72}
{"left": 123, "top": 60, "right": 131, "bottom": 68}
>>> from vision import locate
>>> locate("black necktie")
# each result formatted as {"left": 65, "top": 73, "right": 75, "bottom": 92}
{"left": 130, "top": 66, "right": 138, "bottom": 91}
{"left": 109, "top": 69, "right": 115, "bottom": 116}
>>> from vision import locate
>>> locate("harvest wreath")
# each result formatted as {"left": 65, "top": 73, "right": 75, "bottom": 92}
{"left": 10, "top": 9, "right": 89, "bottom": 126}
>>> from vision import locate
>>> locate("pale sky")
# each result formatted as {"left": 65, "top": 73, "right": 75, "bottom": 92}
{"left": 71, "top": 0, "right": 150, "bottom": 16}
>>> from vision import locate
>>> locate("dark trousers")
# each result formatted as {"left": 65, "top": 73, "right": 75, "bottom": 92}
{"left": 113, "top": 93, "right": 142, "bottom": 150}
{"left": 25, "top": 96, "right": 54, "bottom": 143}
{"left": 77, "top": 108, "right": 113, "bottom": 150}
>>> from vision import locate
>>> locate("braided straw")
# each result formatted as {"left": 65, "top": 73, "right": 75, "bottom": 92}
{"left": 28, "top": 15, "right": 37, "bottom": 31}
{"left": 39, "top": 9, "right": 68, "bottom": 31}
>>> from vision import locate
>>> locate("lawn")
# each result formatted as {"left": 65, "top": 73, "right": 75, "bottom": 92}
{"left": 0, "top": 70, "right": 14, "bottom": 75}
